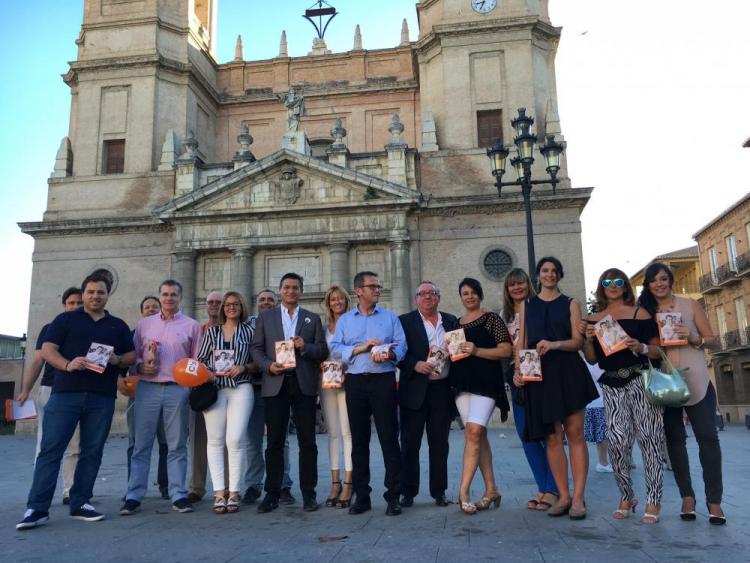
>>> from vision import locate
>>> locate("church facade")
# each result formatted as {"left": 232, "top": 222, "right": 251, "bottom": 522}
{"left": 21, "top": 0, "right": 591, "bottom": 353}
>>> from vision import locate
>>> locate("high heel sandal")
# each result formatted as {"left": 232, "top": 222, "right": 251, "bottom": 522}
{"left": 614, "top": 498, "right": 638, "bottom": 520}
{"left": 325, "top": 481, "right": 341, "bottom": 508}
{"left": 641, "top": 511, "right": 660, "bottom": 524}
{"left": 336, "top": 482, "right": 353, "bottom": 509}
{"left": 680, "top": 496, "right": 696, "bottom": 521}
{"left": 706, "top": 503, "right": 726, "bottom": 526}
{"left": 226, "top": 494, "right": 240, "bottom": 514}
{"left": 475, "top": 491, "right": 501, "bottom": 511}
{"left": 459, "top": 496, "right": 477, "bottom": 515}
{"left": 213, "top": 495, "right": 227, "bottom": 514}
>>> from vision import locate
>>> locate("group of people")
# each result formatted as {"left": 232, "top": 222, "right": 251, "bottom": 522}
{"left": 14, "top": 258, "right": 725, "bottom": 531}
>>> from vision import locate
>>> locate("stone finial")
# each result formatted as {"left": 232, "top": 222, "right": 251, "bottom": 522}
{"left": 279, "top": 30, "right": 288, "bottom": 57}
{"left": 51, "top": 136, "right": 73, "bottom": 178}
{"left": 309, "top": 37, "right": 331, "bottom": 56}
{"left": 158, "top": 129, "right": 178, "bottom": 171}
{"left": 353, "top": 25, "right": 363, "bottom": 51}
{"left": 234, "top": 35, "right": 243, "bottom": 61}
{"left": 330, "top": 117, "right": 347, "bottom": 148}
{"left": 400, "top": 19, "right": 410, "bottom": 46}
{"left": 544, "top": 97, "right": 564, "bottom": 141}
{"left": 233, "top": 124, "right": 256, "bottom": 165}
{"left": 179, "top": 130, "right": 199, "bottom": 160}
{"left": 387, "top": 114, "right": 406, "bottom": 147}
{"left": 421, "top": 110, "right": 439, "bottom": 152}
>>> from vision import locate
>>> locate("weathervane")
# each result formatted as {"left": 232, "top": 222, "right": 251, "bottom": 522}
{"left": 303, "top": 1, "right": 338, "bottom": 40}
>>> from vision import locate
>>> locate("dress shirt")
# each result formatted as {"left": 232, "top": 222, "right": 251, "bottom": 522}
{"left": 134, "top": 310, "right": 202, "bottom": 383}
{"left": 281, "top": 305, "right": 300, "bottom": 341}
{"left": 420, "top": 311, "right": 449, "bottom": 379}
{"left": 330, "top": 304, "right": 407, "bottom": 374}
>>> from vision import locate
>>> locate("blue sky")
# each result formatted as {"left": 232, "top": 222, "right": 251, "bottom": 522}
{"left": 1, "top": 0, "right": 749, "bottom": 336}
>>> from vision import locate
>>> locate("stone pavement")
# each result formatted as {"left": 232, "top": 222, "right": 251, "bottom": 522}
{"left": 1, "top": 425, "right": 748, "bottom": 562}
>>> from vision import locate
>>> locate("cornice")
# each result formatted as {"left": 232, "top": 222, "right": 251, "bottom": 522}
{"left": 219, "top": 79, "right": 419, "bottom": 104}
{"left": 418, "top": 188, "right": 592, "bottom": 217}
{"left": 19, "top": 217, "right": 171, "bottom": 238}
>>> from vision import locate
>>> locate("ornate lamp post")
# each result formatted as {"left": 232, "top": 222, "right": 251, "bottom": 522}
{"left": 486, "top": 108, "right": 565, "bottom": 284}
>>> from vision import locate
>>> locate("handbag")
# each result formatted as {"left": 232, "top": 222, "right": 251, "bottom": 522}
{"left": 641, "top": 347, "right": 690, "bottom": 407}
{"left": 189, "top": 382, "right": 218, "bottom": 412}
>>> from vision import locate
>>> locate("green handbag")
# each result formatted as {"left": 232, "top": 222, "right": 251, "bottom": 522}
{"left": 641, "top": 347, "right": 690, "bottom": 407}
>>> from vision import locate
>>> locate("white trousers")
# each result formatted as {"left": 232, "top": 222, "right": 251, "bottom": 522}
{"left": 320, "top": 387, "right": 353, "bottom": 472}
{"left": 203, "top": 384, "right": 254, "bottom": 493}
{"left": 455, "top": 392, "right": 495, "bottom": 428}
{"left": 35, "top": 385, "right": 80, "bottom": 496}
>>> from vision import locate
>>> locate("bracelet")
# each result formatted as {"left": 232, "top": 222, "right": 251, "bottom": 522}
{"left": 693, "top": 337, "right": 705, "bottom": 350}
{"left": 640, "top": 343, "right": 649, "bottom": 355}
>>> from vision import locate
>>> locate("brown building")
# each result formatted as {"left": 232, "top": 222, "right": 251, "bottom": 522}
{"left": 631, "top": 245, "right": 701, "bottom": 302}
{"left": 693, "top": 192, "right": 750, "bottom": 423}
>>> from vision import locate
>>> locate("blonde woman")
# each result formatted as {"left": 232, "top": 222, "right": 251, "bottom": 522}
{"left": 321, "top": 286, "right": 354, "bottom": 508}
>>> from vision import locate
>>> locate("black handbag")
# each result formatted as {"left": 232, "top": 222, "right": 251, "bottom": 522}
{"left": 189, "top": 382, "right": 218, "bottom": 411}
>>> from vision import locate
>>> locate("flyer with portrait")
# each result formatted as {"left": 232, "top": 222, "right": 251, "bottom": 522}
{"left": 370, "top": 343, "right": 393, "bottom": 361}
{"left": 444, "top": 329, "right": 470, "bottom": 362}
{"left": 518, "top": 349, "right": 543, "bottom": 382}
{"left": 426, "top": 345, "right": 449, "bottom": 380}
{"left": 321, "top": 360, "right": 345, "bottom": 389}
{"left": 5, "top": 399, "right": 37, "bottom": 422}
{"left": 274, "top": 340, "right": 296, "bottom": 369}
{"left": 143, "top": 339, "right": 159, "bottom": 369}
{"left": 213, "top": 349, "right": 236, "bottom": 375}
{"left": 594, "top": 315, "right": 630, "bottom": 356}
{"left": 84, "top": 342, "right": 114, "bottom": 373}
{"left": 656, "top": 313, "right": 688, "bottom": 346}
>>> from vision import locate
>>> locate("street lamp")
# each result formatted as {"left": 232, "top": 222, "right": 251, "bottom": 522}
{"left": 486, "top": 107, "right": 565, "bottom": 283}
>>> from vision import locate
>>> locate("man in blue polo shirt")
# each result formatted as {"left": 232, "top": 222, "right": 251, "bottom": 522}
{"left": 330, "top": 270, "right": 407, "bottom": 516}
{"left": 16, "top": 271, "right": 135, "bottom": 530}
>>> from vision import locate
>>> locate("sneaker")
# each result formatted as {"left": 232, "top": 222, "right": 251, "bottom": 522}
{"left": 70, "top": 503, "right": 105, "bottom": 522}
{"left": 120, "top": 499, "right": 141, "bottom": 515}
{"left": 596, "top": 463, "right": 614, "bottom": 473}
{"left": 172, "top": 498, "right": 194, "bottom": 513}
{"left": 16, "top": 509, "right": 49, "bottom": 530}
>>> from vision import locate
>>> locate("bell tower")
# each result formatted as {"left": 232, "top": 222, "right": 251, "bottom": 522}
{"left": 415, "top": 0, "right": 563, "bottom": 157}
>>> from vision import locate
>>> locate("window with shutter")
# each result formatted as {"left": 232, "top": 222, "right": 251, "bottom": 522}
{"left": 103, "top": 139, "right": 125, "bottom": 174}
{"left": 477, "top": 110, "right": 503, "bottom": 148}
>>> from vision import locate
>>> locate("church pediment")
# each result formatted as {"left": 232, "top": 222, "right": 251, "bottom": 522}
{"left": 155, "top": 149, "right": 420, "bottom": 219}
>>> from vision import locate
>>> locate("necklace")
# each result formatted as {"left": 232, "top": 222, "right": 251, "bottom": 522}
{"left": 656, "top": 295, "right": 675, "bottom": 313}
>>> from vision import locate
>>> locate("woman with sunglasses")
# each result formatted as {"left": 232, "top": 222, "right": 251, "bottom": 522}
{"left": 197, "top": 291, "right": 255, "bottom": 514}
{"left": 501, "top": 268, "right": 559, "bottom": 512}
{"left": 579, "top": 269, "right": 663, "bottom": 524}
{"left": 638, "top": 262, "right": 725, "bottom": 525}
{"left": 517, "top": 257, "right": 598, "bottom": 520}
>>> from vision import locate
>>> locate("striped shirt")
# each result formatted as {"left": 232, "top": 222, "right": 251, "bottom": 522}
{"left": 197, "top": 321, "right": 254, "bottom": 388}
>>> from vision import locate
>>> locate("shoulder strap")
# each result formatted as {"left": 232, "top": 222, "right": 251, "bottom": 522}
{"left": 633, "top": 306, "right": 640, "bottom": 319}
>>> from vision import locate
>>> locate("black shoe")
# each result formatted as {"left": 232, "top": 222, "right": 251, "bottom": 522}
{"left": 243, "top": 486, "right": 262, "bottom": 505}
{"left": 385, "top": 499, "right": 402, "bottom": 516}
{"left": 62, "top": 495, "right": 70, "bottom": 505}
{"left": 399, "top": 495, "right": 414, "bottom": 508}
{"left": 172, "top": 498, "right": 194, "bottom": 513}
{"left": 16, "top": 509, "right": 49, "bottom": 530}
{"left": 435, "top": 495, "right": 449, "bottom": 507}
{"left": 348, "top": 497, "right": 372, "bottom": 515}
{"left": 70, "top": 503, "right": 105, "bottom": 522}
{"left": 120, "top": 499, "right": 141, "bottom": 516}
{"left": 279, "top": 487, "right": 296, "bottom": 505}
{"left": 303, "top": 493, "right": 319, "bottom": 512}
{"left": 186, "top": 492, "right": 202, "bottom": 504}
{"left": 159, "top": 487, "right": 170, "bottom": 500}
{"left": 257, "top": 494, "right": 279, "bottom": 514}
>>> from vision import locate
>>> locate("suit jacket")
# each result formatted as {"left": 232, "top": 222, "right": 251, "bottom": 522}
{"left": 250, "top": 306, "right": 328, "bottom": 398}
{"left": 398, "top": 309, "right": 459, "bottom": 410}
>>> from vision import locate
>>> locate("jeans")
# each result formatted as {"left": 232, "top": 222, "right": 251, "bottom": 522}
{"left": 245, "top": 387, "right": 292, "bottom": 490}
{"left": 27, "top": 392, "right": 115, "bottom": 512}
{"left": 664, "top": 382, "right": 723, "bottom": 503}
{"left": 204, "top": 384, "right": 254, "bottom": 493}
{"left": 512, "top": 388, "right": 558, "bottom": 495}
{"left": 35, "top": 384, "right": 80, "bottom": 497}
{"left": 126, "top": 397, "right": 168, "bottom": 491}
{"left": 126, "top": 382, "right": 190, "bottom": 502}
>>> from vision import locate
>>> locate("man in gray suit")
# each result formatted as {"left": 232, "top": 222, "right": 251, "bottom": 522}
{"left": 251, "top": 273, "right": 328, "bottom": 513}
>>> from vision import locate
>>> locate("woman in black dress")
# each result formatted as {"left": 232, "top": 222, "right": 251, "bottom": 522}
{"left": 451, "top": 278, "right": 512, "bottom": 514}
{"left": 516, "top": 257, "right": 598, "bottom": 520}
{"left": 579, "top": 268, "right": 663, "bottom": 524}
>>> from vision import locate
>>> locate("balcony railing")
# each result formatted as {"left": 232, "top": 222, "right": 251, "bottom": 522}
{"left": 716, "top": 327, "right": 750, "bottom": 352}
{"left": 735, "top": 251, "right": 750, "bottom": 276}
{"left": 699, "top": 257, "right": 748, "bottom": 293}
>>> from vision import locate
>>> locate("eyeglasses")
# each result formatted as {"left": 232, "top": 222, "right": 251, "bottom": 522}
{"left": 361, "top": 284, "right": 383, "bottom": 291}
{"left": 601, "top": 278, "right": 625, "bottom": 288}
{"left": 206, "top": 300, "right": 222, "bottom": 305}
{"left": 416, "top": 291, "right": 439, "bottom": 298}
{"left": 224, "top": 302, "right": 241, "bottom": 309}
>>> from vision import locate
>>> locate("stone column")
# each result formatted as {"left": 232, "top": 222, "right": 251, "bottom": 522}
{"left": 171, "top": 250, "right": 196, "bottom": 317}
{"left": 389, "top": 239, "right": 411, "bottom": 314}
{"left": 328, "top": 242, "right": 350, "bottom": 290}
{"left": 231, "top": 247, "right": 255, "bottom": 303}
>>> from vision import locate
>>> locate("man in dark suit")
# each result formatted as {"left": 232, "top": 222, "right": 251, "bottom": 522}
{"left": 398, "top": 281, "right": 459, "bottom": 508}
{"left": 251, "top": 273, "right": 328, "bottom": 513}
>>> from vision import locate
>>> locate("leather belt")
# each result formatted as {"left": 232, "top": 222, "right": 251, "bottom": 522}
{"left": 604, "top": 364, "right": 646, "bottom": 379}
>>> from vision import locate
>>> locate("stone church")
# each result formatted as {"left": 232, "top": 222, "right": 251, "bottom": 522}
{"left": 21, "top": 0, "right": 591, "bottom": 339}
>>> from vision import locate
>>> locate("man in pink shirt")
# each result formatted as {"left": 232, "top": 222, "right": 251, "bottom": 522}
{"left": 120, "top": 279, "right": 203, "bottom": 515}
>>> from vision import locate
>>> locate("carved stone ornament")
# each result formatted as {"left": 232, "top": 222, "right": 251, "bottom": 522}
{"left": 274, "top": 165, "right": 304, "bottom": 204}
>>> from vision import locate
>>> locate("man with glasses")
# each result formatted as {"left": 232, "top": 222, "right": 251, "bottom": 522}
{"left": 330, "top": 271, "right": 407, "bottom": 516}
{"left": 398, "top": 282, "right": 458, "bottom": 508}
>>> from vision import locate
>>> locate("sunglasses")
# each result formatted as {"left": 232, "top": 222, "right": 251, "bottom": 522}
{"left": 601, "top": 278, "right": 625, "bottom": 288}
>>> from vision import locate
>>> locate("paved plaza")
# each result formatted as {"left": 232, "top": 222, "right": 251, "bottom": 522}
{"left": 1, "top": 424, "right": 747, "bottom": 562}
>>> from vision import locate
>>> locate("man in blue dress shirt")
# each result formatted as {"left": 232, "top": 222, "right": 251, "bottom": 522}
{"left": 330, "top": 271, "right": 407, "bottom": 516}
